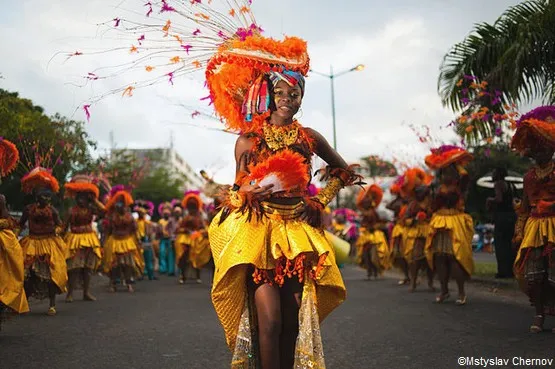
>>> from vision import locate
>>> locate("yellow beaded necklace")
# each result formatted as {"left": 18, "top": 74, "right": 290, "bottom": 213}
{"left": 262, "top": 121, "right": 300, "bottom": 151}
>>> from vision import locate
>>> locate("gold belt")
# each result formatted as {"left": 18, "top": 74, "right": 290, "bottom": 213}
{"left": 261, "top": 201, "right": 304, "bottom": 220}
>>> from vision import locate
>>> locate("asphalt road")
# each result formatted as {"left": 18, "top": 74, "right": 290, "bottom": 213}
{"left": 1, "top": 266, "right": 553, "bottom": 369}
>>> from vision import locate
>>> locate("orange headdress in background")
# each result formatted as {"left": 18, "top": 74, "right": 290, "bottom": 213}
{"left": 511, "top": 106, "right": 555, "bottom": 153}
{"left": 21, "top": 167, "right": 60, "bottom": 194}
{"left": 182, "top": 190, "right": 203, "bottom": 211}
{"left": 356, "top": 184, "right": 383, "bottom": 210}
{"left": 400, "top": 168, "right": 433, "bottom": 198}
{"left": 0, "top": 138, "right": 19, "bottom": 178}
{"left": 105, "top": 184, "right": 134, "bottom": 212}
{"left": 424, "top": 145, "right": 473, "bottom": 171}
{"left": 64, "top": 174, "right": 100, "bottom": 199}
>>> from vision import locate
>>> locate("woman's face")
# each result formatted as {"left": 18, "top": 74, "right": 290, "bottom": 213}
{"left": 76, "top": 193, "right": 89, "bottom": 207}
{"left": 440, "top": 165, "right": 458, "bottom": 184}
{"left": 36, "top": 189, "right": 52, "bottom": 206}
{"left": 272, "top": 80, "right": 302, "bottom": 121}
{"left": 187, "top": 199, "right": 199, "bottom": 213}
{"left": 529, "top": 146, "right": 554, "bottom": 165}
{"left": 115, "top": 201, "right": 125, "bottom": 214}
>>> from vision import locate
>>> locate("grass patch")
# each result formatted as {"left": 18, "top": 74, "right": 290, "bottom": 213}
{"left": 474, "top": 262, "right": 497, "bottom": 277}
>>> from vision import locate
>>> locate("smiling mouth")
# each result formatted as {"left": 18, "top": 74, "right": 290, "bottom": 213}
{"left": 279, "top": 106, "right": 292, "bottom": 112}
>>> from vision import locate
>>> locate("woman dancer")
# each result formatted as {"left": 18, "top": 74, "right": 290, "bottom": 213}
{"left": 135, "top": 200, "right": 157, "bottom": 281}
{"left": 424, "top": 146, "right": 474, "bottom": 305}
{"left": 157, "top": 202, "right": 176, "bottom": 276}
{"left": 401, "top": 168, "right": 435, "bottom": 292}
{"left": 63, "top": 175, "right": 105, "bottom": 302}
{"left": 103, "top": 186, "right": 140, "bottom": 293}
{"left": 387, "top": 176, "right": 409, "bottom": 285}
{"left": 510, "top": 106, "right": 555, "bottom": 332}
{"left": 0, "top": 139, "right": 29, "bottom": 326}
{"left": 175, "top": 191, "right": 208, "bottom": 284}
{"left": 356, "top": 185, "right": 391, "bottom": 280}
{"left": 19, "top": 167, "right": 67, "bottom": 316}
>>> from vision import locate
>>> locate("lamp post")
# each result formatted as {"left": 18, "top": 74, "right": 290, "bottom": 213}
{"left": 310, "top": 64, "right": 365, "bottom": 208}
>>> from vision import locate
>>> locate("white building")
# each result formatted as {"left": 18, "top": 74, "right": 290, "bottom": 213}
{"left": 112, "top": 147, "right": 204, "bottom": 191}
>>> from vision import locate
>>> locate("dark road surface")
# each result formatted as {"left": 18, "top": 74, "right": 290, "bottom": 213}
{"left": 1, "top": 266, "right": 553, "bottom": 369}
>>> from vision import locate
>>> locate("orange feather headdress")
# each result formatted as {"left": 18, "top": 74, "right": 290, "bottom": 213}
{"left": 105, "top": 184, "right": 134, "bottom": 212}
{"left": 425, "top": 145, "right": 473, "bottom": 171}
{"left": 64, "top": 174, "right": 100, "bottom": 199}
{"left": 182, "top": 190, "right": 203, "bottom": 210}
{"left": 0, "top": 138, "right": 19, "bottom": 178}
{"left": 356, "top": 184, "right": 383, "bottom": 210}
{"left": 400, "top": 168, "right": 433, "bottom": 198}
{"left": 247, "top": 149, "right": 310, "bottom": 194}
{"left": 511, "top": 106, "right": 555, "bottom": 153}
{"left": 21, "top": 167, "right": 60, "bottom": 194}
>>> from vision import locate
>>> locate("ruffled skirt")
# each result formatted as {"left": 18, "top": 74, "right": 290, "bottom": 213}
{"left": 356, "top": 228, "right": 391, "bottom": 272}
{"left": 103, "top": 235, "right": 143, "bottom": 276}
{"left": 0, "top": 230, "right": 29, "bottom": 314}
{"left": 405, "top": 223, "right": 430, "bottom": 262}
{"left": 65, "top": 232, "right": 102, "bottom": 271}
{"left": 209, "top": 203, "right": 345, "bottom": 367}
{"left": 21, "top": 235, "right": 68, "bottom": 297}
{"left": 425, "top": 209, "right": 474, "bottom": 276}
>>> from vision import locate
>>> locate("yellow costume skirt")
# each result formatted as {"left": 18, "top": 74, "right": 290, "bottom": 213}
{"left": 175, "top": 233, "right": 191, "bottom": 265}
{"left": 103, "top": 235, "right": 143, "bottom": 275}
{"left": 0, "top": 230, "right": 29, "bottom": 314}
{"left": 21, "top": 235, "right": 68, "bottom": 294}
{"left": 356, "top": 228, "right": 391, "bottom": 272}
{"left": 65, "top": 232, "right": 102, "bottom": 271}
{"left": 514, "top": 216, "right": 555, "bottom": 315}
{"left": 189, "top": 232, "right": 211, "bottom": 269}
{"left": 209, "top": 202, "right": 345, "bottom": 367}
{"left": 405, "top": 223, "right": 430, "bottom": 262}
{"left": 425, "top": 209, "right": 474, "bottom": 276}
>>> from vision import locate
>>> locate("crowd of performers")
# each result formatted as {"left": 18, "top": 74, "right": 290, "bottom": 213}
{"left": 0, "top": 142, "right": 214, "bottom": 324}
{"left": 3, "top": 0, "right": 555, "bottom": 368}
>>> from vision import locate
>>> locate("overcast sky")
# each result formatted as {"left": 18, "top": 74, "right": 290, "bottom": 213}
{"left": 0, "top": 0, "right": 520, "bottom": 184}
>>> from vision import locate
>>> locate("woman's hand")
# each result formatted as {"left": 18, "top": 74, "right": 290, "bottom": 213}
{"left": 238, "top": 182, "right": 274, "bottom": 202}
{"left": 301, "top": 198, "right": 324, "bottom": 228}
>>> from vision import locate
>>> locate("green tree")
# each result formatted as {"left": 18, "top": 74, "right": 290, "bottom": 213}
{"left": 359, "top": 155, "right": 398, "bottom": 178}
{"left": 0, "top": 89, "right": 96, "bottom": 211}
{"left": 438, "top": 0, "right": 555, "bottom": 111}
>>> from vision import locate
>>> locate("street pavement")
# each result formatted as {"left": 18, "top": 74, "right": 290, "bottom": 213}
{"left": 1, "top": 265, "right": 553, "bottom": 369}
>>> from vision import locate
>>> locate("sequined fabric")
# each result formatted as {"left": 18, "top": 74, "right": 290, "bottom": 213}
{"left": 209, "top": 203, "right": 345, "bottom": 352}
{"left": 0, "top": 229, "right": 29, "bottom": 313}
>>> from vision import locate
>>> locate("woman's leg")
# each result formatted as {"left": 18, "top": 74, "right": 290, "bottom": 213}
{"left": 409, "top": 261, "right": 418, "bottom": 292}
{"left": 425, "top": 261, "right": 435, "bottom": 291}
{"left": 279, "top": 277, "right": 303, "bottom": 369}
{"left": 66, "top": 269, "right": 77, "bottom": 302}
{"left": 83, "top": 268, "right": 96, "bottom": 301}
{"left": 450, "top": 258, "right": 467, "bottom": 304}
{"left": 124, "top": 265, "right": 134, "bottom": 293}
{"left": 48, "top": 281, "right": 58, "bottom": 315}
{"left": 159, "top": 239, "right": 168, "bottom": 274}
{"left": 434, "top": 254, "right": 450, "bottom": 302}
{"left": 254, "top": 282, "right": 282, "bottom": 369}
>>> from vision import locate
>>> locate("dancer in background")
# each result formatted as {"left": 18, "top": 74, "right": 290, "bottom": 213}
{"left": 103, "top": 186, "right": 140, "bottom": 293}
{"left": 157, "top": 202, "right": 176, "bottom": 276}
{"left": 19, "top": 167, "right": 67, "bottom": 316}
{"left": 0, "top": 139, "right": 29, "bottom": 326}
{"left": 63, "top": 175, "right": 105, "bottom": 302}
{"left": 135, "top": 200, "right": 157, "bottom": 281}
{"left": 401, "top": 168, "right": 435, "bottom": 293}
{"left": 510, "top": 106, "right": 555, "bottom": 332}
{"left": 356, "top": 184, "right": 391, "bottom": 280}
{"left": 175, "top": 191, "right": 209, "bottom": 284}
{"left": 424, "top": 146, "right": 474, "bottom": 305}
{"left": 387, "top": 176, "right": 409, "bottom": 285}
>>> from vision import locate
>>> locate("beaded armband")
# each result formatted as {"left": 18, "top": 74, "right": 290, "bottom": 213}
{"left": 228, "top": 188, "right": 246, "bottom": 208}
{"left": 313, "top": 164, "right": 365, "bottom": 206}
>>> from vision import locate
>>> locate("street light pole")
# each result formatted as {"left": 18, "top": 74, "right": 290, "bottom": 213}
{"left": 310, "top": 64, "right": 364, "bottom": 209}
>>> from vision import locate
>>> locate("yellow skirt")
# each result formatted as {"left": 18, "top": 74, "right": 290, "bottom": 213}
{"left": 189, "top": 232, "right": 211, "bottom": 269}
{"left": 425, "top": 209, "right": 474, "bottom": 275}
{"left": 175, "top": 233, "right": 191, "bottom": 263}
{"left": 390, "top": 223, "right": 406, "bottom": 262}
{"left": 21, "top": 235, "right": 68, "bottom": 293}
{"left": 103, "top": 235, "right": 143, "bottom": 274}
{"left": 356, "top": 228, "right": 392, "bottom": 271}
{"left": 514, "top": 216, "right": 555, "bottom": 272}
{"left": 209, "top": 207, "right": 346, "bottom": 353}
{"left": 65, "top": 232, "right": 102, "bottom": 268}
{"left": 404, "top": 223, "right": 430, "bottom": 262}
{"left": 0, "top": 230, "right": 29, "bottom": 314}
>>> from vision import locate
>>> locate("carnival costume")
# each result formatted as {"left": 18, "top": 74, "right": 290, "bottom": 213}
{"left": 0, "top": 139, "right": 29, "bottom": 325}
{"left": 387, "top": 176, "right": 409, "bottom": 284}
{"left": 399, "top": 168, "right": 435, "bottom": 292}
{"left": 63, "top": 175, "right": 104, "bottom": 301}
{"left": 424, "top": 146, "right": 474, "bottom": 304}
{"left": 157, "top": 202, "right": 176, "bottom": 276}
{"left": 136, "top": 200, "right": 157, "bottom": 281}
{"left": 103, "top": 186, "right": 142, "bottom": 290}
{"left": 510, "top": 106, "right": 555, "bottom": 331}
{"left": 75, "top": 1, "right": 360, "bottom": 366}
{"left": 356, "top": 185, "right": 391, "bottom": 278}
{"left": 20, "top": 167, "right": 68, "bottom": 315}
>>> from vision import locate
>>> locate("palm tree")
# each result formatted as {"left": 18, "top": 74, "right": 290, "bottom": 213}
{"left": 438, "top": 0, "right": 555, "bottom": 112}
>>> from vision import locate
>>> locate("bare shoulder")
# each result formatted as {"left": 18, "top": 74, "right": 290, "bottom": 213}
{"left": 235, "top": 134, "right": 256, "bottom": 151}
{"left": 302, "top": 127, "right": 323, "bottom": 140}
